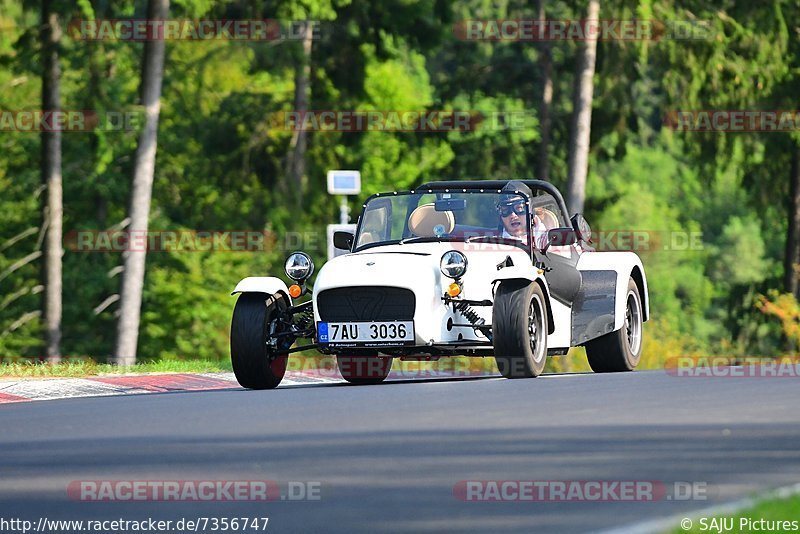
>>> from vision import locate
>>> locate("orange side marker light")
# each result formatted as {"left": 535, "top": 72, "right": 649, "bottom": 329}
{"left": 288, "top": 284, "right": 302, "bottom": 298}
{"left": 447, "top": 283, "right": 462, "bottom": 297}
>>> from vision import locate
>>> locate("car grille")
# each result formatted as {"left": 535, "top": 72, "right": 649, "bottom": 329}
{"left": 317, "top": 287, "right": 416, "bottom": 322}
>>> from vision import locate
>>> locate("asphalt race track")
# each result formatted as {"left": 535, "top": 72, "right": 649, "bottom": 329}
{"left": 1, "top": 370, "right": 799, "bottom": 533}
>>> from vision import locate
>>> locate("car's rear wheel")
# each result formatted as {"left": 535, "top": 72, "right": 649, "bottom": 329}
{"left": 492, "top": 281, "right": 548, "bottom": 378}
{"left": 336, "top": 354, "right": 392, "bottom": 385}
{"left": 230, "top": 293, "right": 292, "bottom": 389}
{"left": 585, "top": 277, "right": 643, "bottom": 372}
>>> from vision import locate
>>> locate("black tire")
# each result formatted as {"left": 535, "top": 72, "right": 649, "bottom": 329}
{"left": 230, "top": 293, "right": 291, "bottom": 389}
{"left": 336, "top": 354, "right": 392, "bottom": 385}
{"left": 492, "top": 281, "right": 549, "bottom": 378}
{"left": 585, "top": 277, "right": 643, "bottom": 373}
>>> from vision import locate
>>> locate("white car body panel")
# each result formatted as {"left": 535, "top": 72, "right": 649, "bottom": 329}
{"left": 546, "top": 299, "right": 573, "bottom": 349}
{"left": 313, "top": 242, "right": 583, "bottom": 349}
{"left": 576, "top": 251, "right": 649, "bottom": 331}
{"left": 314, "top": 243, "right": 527, "bottom": 348}
{"left": 231, "top": 276, "right": 292, "bottom": 304}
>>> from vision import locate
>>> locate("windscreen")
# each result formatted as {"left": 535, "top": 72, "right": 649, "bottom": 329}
{"left": 353, "top": 190, "right": 532, "bottom": 251}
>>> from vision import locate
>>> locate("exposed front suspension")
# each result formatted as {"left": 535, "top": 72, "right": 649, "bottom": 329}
{"left": 443, "top": 296, "right": 493, "bottom": 339}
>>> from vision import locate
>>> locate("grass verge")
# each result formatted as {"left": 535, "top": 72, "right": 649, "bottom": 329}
{"left": 0, "top": 354, "right": 498, "bottom": 379}
{"left": 0, "top": 359, "right": 233, "bottom": 378}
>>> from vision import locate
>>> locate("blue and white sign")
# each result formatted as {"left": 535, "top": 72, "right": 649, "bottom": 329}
{"left": 327, "top": 170, "right": 361, "bottom": 195}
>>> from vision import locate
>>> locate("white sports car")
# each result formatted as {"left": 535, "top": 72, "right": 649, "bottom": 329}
{"left": 230, "top": 180, "right": 649, "bottom": 388}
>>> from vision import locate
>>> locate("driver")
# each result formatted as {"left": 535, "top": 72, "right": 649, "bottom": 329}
{"left": 497, "top": 196, "right": 548, "bottom": 249}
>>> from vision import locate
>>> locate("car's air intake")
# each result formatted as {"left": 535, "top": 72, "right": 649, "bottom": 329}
{"left": 317, "top": 287, "right": 416, "bottom": 322}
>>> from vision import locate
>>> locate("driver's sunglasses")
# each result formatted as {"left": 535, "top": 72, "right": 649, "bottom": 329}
{"left": 498, "top": 202, "right": 527, "bottom": 218}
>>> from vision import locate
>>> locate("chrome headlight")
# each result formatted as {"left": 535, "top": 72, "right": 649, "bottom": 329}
{"left": 285, "top": 252, "right": 314, "bottom": 281}
{"left": 440, "top": 250, "right": 467, "bottom": 279}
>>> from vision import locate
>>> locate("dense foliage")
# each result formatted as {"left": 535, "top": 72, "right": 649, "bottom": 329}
{"left": 1, "top": 0, "right": 798, "bottom": 364}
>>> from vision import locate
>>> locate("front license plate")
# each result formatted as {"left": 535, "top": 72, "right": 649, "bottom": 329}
{"left": 318, "top": 321, "right": 415, "bottom": 347}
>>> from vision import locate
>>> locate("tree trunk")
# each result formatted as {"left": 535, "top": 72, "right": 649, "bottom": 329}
{"left": 284, "top": 21, "right": 313, "bottom": 207}
{"left": 114, "top": 0, "right": 169, "bottom": 366}
{"left": 566, "top": 0, "right": 600, "bottom": 215}
{"left": 536, "top": 0, "right": 553, "bottom": 182}
{"left": 89, "top": 0, "right": 108, "bottom": 225}
{"left": 40, "top": 0, "right": 62, "bottom": 363}
{"left": 785, "top": 147, "right": 800, "bottom": 299}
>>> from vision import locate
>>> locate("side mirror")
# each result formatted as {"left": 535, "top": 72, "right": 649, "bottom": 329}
{"left": 547, "top": 227, "right": 577, "bottom": 246}
{"left": 333, "top": 231, "right": 354, "bottom": 251}
{"left": 541, "top": 227, "right": 576, "bottom": 253}
{"left": 570, "top": 213, "right": 592, "bottom": 244}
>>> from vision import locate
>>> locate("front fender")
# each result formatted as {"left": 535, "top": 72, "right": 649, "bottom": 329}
{"left": 231, "top": 276, "right": 292, "bottom": 304}
{"left": 492, "top": 267, "right": 555, "bottom": 334}
{"left": 491, "top": 264, "right": 540, "bottom": 284}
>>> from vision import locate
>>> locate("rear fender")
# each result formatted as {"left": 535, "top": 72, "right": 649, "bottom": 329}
{"left": 576, "top": 251, "right": 649, "bottom": 330}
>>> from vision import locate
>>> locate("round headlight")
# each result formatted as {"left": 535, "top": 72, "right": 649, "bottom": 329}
{"left": 285, "top": 252, "right": 314, "bottom": 281}
{"left": 440, "top": 250, "right": 467, "bottom": 279}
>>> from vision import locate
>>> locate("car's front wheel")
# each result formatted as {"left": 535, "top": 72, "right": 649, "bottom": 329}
{"left": 492, "top": 281, "right": 549, "bottom": 378}
{"left": 336, "top": 354, "right": 392, "bottom": 385}
{"left": 585, "top": 277, "right": 643, "bottom": 372}
{"left": 230, "top": 292, "right": 292, "bottom": 389}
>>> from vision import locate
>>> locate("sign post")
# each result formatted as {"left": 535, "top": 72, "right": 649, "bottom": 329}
{"left": 326, "top": 170, "right": 361, "bottom": 260}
